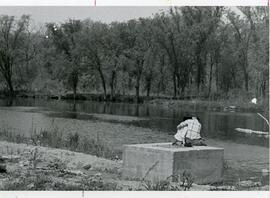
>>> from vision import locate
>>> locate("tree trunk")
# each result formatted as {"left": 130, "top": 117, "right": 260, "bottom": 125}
{"left": 159, "top": 55, "right": 165, "bottom": 96}
{"left": 0, "top": 61, "right": 14, "bottom": 96}
{"left": 135, "top": 71, "right": 141, "bottom": 103}
{"left": 97, "top": 66, "right": 107, "bottom": 100}
{"left": 171, "top": 35, "right": 179, "bottom": 98}
{"left": 94, "top": 53, "right": 107, "bottom": 100}
{"left": 73, "top": 87, "right": 77, "bottom": 102}
{"left": 180, "top": 86, "right": 185, "bottom": 96}
{"left": 135, "top": 80, "right": 140, "bottom": 103}
{"left": 6, "top": 76, "right": 14, "bottom": 96}
{"left": 173, "top": 73, "right": 177, "bottom": 98}
{"left": 261, "top": 80, "right": 266, "bottom": 97}
{"left": 69, "top": 69, "right": 78, "bottom": 102}
{"left": 215, "top": 60, "right": 219, "bottom": 92}
{"left": 176, "top": 74, "right": 180, "bottom": 96}
{"left": 110, "top": 70, "right": 116, "bottom": 101}
{"left": 243, "top": 70, "right": 249, "bottom": 91}
{"left": 135, "top": 59, "right": 144, "bottom": 103}
{"left": 196, "top": 47, "right": 202, "bottom": 93}
{"left": 208, "top": 55, "right": 214, "bottom": 97}
{"left": 146, "top": 80, "right": 151, "bottom": 98}
{"left": 242, "top": 52, "right": 249, "bottom": 91}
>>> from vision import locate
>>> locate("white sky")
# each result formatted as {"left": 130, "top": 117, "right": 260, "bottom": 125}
{"left": 0, "top": 6, "right": 244, "bottom": 29}
{"left": 0, "top": 6, "right": 169, "bottom": 26}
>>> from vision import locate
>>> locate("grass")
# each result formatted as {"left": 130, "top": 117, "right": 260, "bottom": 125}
{"left": 139, "top": 161, "right": 194, "bottom": 191}
{"left": 3, "top": 174, "right": 51, "bottom": 190}
{"left": 141, "top": 171, "right": 194, "bottom": 191}
{"left": 79, "top": 175, "right": 119, "bottom": 191}
{"left": 0, "top": 144, "right": 121, "bottom": 191}
{"left": 142, "top": 180, "right": 171, "bottom": 190}
{"left": 0, "top": 121, "right": 119, "bottom": 160}
{"left": 0, "top": 139, "right": 266, "bottom": 191}
{"left": 2, "top": 170, "right": 121, "bottom": 190}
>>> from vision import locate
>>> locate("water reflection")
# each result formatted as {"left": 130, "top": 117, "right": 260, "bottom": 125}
{"left": 2, "top": 97, "right": 14, "bottom": 106}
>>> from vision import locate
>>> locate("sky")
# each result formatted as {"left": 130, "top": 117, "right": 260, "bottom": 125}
{"left": 0, "top": 6, "right": 169, "bottom": 27}
{"left": 0, "top": 6, "right": 243, "bottom": 29}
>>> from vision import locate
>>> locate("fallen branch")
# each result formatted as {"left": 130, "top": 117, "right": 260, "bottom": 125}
{"left": 235, "top": 128, "right": 269, "bottom": 136}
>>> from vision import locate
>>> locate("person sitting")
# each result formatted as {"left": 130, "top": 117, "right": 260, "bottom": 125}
{"left": 172, "top": 116, "right": 206, "bottom": 147}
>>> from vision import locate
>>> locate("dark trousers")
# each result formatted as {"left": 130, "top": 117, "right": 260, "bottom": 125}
{"left": 184, "top": 138, "right": 207, "bottom": 147}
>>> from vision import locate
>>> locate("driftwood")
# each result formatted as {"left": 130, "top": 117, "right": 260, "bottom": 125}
{"left": 235, "top": 128, "right": 269, "bottom": 136}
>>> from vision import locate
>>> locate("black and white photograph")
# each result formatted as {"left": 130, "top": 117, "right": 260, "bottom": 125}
{"left": 0, "top": 4, "right": 269, "bottom": 192}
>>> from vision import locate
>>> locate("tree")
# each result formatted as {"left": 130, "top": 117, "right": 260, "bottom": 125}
{"left": 120, "top": 19, "right": 152, "bottom": 102}
{"left": 182, "top": 6, "right": 223, "bottom": 93}
{"left": 0, "top": 15, "right": 30, "bottom": 95}
{"left": 243, "top": 7, "right": 269, "bottom": 97}
{"left": 151, "top": 11, "right": 181, "bottom": 98}
{"left": 102, "top": 22, "right": 126, "bottom": 100}
{"left": 15, "top": 26, "right": 42, "bottom": 91}
{"left": 0, "top": 7, "right": 268, "bottom": 102}
{"left": 80, "top": 20, "right": 109, "bottom": 100}
{"left": 46, "top": 19, "right": 83, "bottom": 100}
{"left": 227, "top": 9, "right": 252, "bottom": 91}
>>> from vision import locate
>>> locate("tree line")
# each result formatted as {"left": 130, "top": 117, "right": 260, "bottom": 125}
{"left": 0, "top": 7, "right": 268, "bottom": 102}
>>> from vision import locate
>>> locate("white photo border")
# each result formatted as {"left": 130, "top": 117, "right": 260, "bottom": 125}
{"left": 0, "top": 0, "right": 269, "bottom": 198}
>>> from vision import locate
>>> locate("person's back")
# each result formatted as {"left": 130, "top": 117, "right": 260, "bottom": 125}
{"left": 173, "top": 116, "right": 206, "bottom": 147}
{"left": 184, "top": 117, "right": 201, "bottom": 140}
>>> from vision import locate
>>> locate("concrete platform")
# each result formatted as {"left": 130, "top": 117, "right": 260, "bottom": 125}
{"left": 122, "top": 142, "right": 224, "bottom": 184}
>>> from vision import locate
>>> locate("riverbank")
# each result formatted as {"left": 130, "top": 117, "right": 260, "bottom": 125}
{"left": 1, "top": 91, "right": 267, "bottom": 112}
{"left": 147, "top": 98, "right": 269, "bottom": 113}
{"left": 0, "top": 106, "right": 269, "bottom": 183}
{"left": 0, "top": 141, "right": 268, "bottom": 191}
{"left": 0, "top": 103, "right": 269, "bottom": 189}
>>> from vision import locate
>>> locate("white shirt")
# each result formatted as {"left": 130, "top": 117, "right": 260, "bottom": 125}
{"left": 174, "top": 118, "right": 201, "bottom": 142}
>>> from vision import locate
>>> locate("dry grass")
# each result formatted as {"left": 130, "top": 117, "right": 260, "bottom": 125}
{"left": 0, "top": 123, "right": 118, "bottom": 160}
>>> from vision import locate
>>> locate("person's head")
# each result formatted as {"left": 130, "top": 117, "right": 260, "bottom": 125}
{"left": 182, "top": 116, "right": 192, "bottom": 121}
{"left": 183, "top": 116, "right": 200, "bottom": 122}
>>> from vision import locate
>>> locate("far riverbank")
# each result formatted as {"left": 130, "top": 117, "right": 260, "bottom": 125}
{"left": 0, "top": 91, "right": 268, "bottom": 113}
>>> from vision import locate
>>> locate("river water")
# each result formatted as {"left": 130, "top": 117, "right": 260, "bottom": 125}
{"left": 0, "top": 98, "right": 269, "bottom": 186}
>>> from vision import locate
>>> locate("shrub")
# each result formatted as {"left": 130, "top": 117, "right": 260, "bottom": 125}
{"left": 143, "top": 180, "right": 171, "bottom": 191}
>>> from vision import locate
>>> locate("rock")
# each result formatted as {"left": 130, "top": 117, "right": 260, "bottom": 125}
{"left": 95, "top": 173, "right": 102, "bottom": 177}
{"left": 210, "top": 185, "right": 236, "bottom": 191}
{"left": 0, "top": 164, "right": 7, "bottom": 173}
{"left": 19, "top": 160, "right": 30, "bottom": 167}
{"left": 1, "top": 155, "right": 20, "bottom": 163}
{"left": 62, "top": 169, "right": 86, "bottom": 176}
{"left": 27, "top": 183, "right": 35, "bottom": 189}
{"left": 237, "top": 180, "right": 262, "bottom": 188}
{"left": 83, "top": 164, "right": 92, "bottom": 170}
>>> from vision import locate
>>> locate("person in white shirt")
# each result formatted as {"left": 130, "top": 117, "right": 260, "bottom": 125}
{"left": 173, "top": 116, "right": 206, "bottom": 147}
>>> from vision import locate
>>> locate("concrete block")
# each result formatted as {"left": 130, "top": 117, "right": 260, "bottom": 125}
{"left": 122, "top": 142, "right": 224, "bottom": 184}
